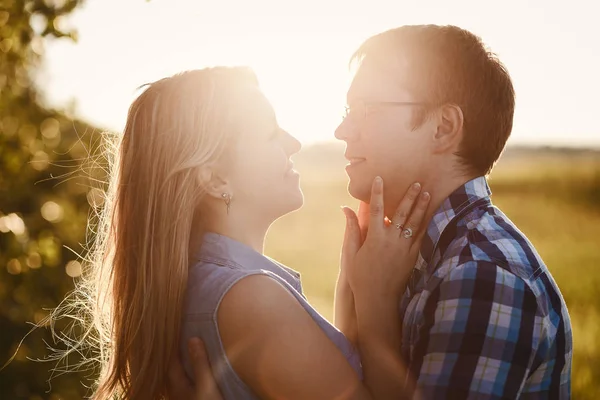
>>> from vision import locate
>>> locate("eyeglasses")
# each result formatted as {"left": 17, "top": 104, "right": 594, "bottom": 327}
{"left": 342, "top": 101, "right": 430, "bottom": 124}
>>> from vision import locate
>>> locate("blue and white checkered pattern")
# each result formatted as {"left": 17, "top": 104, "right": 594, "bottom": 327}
{"left": 399, "top": 176, "right": 572, "bottom": 399}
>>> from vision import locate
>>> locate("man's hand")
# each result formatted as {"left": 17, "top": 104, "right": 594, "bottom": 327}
{"left": 166, "top": 338, "right": 223, "bottom": 400}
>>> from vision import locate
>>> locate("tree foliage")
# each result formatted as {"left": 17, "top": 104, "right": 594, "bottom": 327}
{"left": 0, "top": 1, "right": 104, "bottom": 398}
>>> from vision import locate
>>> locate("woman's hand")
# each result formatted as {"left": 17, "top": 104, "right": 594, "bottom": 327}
{"left": 341, "top": 177, "right": 430, "bottom": 400}
{"left": 342, "top": 177, "right": 430, "bottom": 304}
{"left": 335, "top": 200, "right": 371, "bottom": 346}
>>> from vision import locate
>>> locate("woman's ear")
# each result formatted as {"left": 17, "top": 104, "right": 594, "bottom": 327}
{"left": 200, "top": 166, "right": 232, "bottom": 200}
{"left": 432, "top": 103, "right": 464, "bottom": 154}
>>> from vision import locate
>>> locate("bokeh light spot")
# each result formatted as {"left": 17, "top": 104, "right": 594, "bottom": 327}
{"left": 7, "top": 258, "right": 22, "bottom": 275}
{"left": 41, "top": 201, "right": 64, "bottom": 223}
{"left": 65, "top": 260, "right": 82, "bottom": 278}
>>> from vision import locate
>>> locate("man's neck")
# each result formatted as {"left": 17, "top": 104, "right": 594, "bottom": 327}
{"left": 419, "top": 172, "right": 480, "bottom": 233}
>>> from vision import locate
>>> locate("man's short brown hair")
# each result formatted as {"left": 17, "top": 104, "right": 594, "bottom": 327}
{"left": 352, "top": 25, "right": 515, "bottom": 175}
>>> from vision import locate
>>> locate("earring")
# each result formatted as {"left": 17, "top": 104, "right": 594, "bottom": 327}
{"left": 221, "top": 193, "right": 231, "bottom": 215}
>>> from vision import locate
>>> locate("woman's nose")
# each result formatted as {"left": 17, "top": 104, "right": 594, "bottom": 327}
{"left": 284, "top": 131, "right": 302, "bottom": 155}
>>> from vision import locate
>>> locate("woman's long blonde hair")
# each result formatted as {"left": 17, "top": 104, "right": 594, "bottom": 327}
{"left": 55, "top": 67, "right": 258, "bottom": 399}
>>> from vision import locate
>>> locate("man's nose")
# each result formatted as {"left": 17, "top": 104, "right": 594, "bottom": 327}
{"left": 334, "top": 119, "right": 358, "bottom": 142}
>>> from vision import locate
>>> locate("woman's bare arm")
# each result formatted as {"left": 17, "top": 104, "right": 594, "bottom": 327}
{"left": 218, "top": 274, "right": 372, "bottom": 400}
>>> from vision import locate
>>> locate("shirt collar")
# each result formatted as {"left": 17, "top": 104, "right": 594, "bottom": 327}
{"left": 195, "top": 232, "right": 264, "bottom": 268}
{"left": 194, "top": 232, "right": 302, "bottom": 288}
{"left": 418, "top": 176, "right": 492, "bottom": 270}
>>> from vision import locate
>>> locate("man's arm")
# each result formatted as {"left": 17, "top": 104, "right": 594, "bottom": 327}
{"left": 411, "top": 260, "right": 538, "bottom": 399}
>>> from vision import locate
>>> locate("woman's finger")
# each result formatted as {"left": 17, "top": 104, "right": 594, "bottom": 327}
{"left": 401, "top": 191, "right": 431, "bottom": 241}
{"left": 341, "top": 207, "right": 361, "bottom": 264}
{"left": 367, "top": 176, "right": 385, "bottom": 236}
{"left": 357, "top": 201, "right": 369, "bottom": 242}
{"left": 390, "top": 182, "right": 422, "bottom": 232}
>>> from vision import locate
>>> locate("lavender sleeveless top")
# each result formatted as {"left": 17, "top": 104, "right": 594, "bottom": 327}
{"left": 180, "top": 232, "right": 362, "bottom": 399}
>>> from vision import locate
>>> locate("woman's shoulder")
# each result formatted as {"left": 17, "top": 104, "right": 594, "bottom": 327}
{"left": 217, "top": 274, "right": 308, "bottom": 333}
{"left": 184, "top": 259, "right": 292, "bottom": 316}
{"left": 184, "top": 260, "right": 249, "bottom": 314}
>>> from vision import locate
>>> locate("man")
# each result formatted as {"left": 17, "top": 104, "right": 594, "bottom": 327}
{"left": 170, "top": 24, "right": 572, "bottom": 398}
{"left": 167, "top": 338, "right": 222, "bottom": 400}
{"left": 333, "top": 24, "right": 572, "bottom": 398}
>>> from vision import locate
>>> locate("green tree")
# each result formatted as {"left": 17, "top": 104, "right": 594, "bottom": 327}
{"left": 0, "top": 1, "right": 103, "bottom": 398}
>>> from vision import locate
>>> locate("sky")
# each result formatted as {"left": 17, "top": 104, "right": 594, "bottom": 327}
{"left": 40, "top": 0, "right": 600, "bottom": 147}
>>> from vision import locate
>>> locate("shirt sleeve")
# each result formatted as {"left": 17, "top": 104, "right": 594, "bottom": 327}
{"left": 410, "top": 260, "right": 539, "bottom": 399}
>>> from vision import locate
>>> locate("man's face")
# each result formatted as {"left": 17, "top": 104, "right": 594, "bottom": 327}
{"left": 334, "top": 59, "right": 435, "bottom": 210}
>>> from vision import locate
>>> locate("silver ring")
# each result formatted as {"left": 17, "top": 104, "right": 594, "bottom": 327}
{"left": 402, "top": 227, "right": 414, "bottom": 239}
{"left": 395, "top": 223, "right": 404, "bottom": 230}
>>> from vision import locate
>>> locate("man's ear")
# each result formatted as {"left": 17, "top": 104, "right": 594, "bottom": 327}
{"left": 432, "top": 104, "right": 464, "bottom": 154}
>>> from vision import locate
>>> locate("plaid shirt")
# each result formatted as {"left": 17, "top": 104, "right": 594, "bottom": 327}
{"left": 400, "top": 176, "right": 572, "bottom": 399}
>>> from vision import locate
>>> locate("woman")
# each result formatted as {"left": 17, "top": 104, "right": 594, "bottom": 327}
{"left": 73, "top": 67, "right": 429, "bottom": 399}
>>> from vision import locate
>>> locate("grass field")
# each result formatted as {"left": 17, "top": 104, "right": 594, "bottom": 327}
{"left": 264, "top": 143, "right": 600, "bottom": 399}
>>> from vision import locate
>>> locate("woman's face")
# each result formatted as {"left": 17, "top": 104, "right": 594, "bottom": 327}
{"left": 226, "top": 87, "right": 303, "bottom": 222}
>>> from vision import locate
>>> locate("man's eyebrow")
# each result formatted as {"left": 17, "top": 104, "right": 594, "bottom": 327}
{"left": 346, "top": 96, "right": 379, "bottom": 105}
